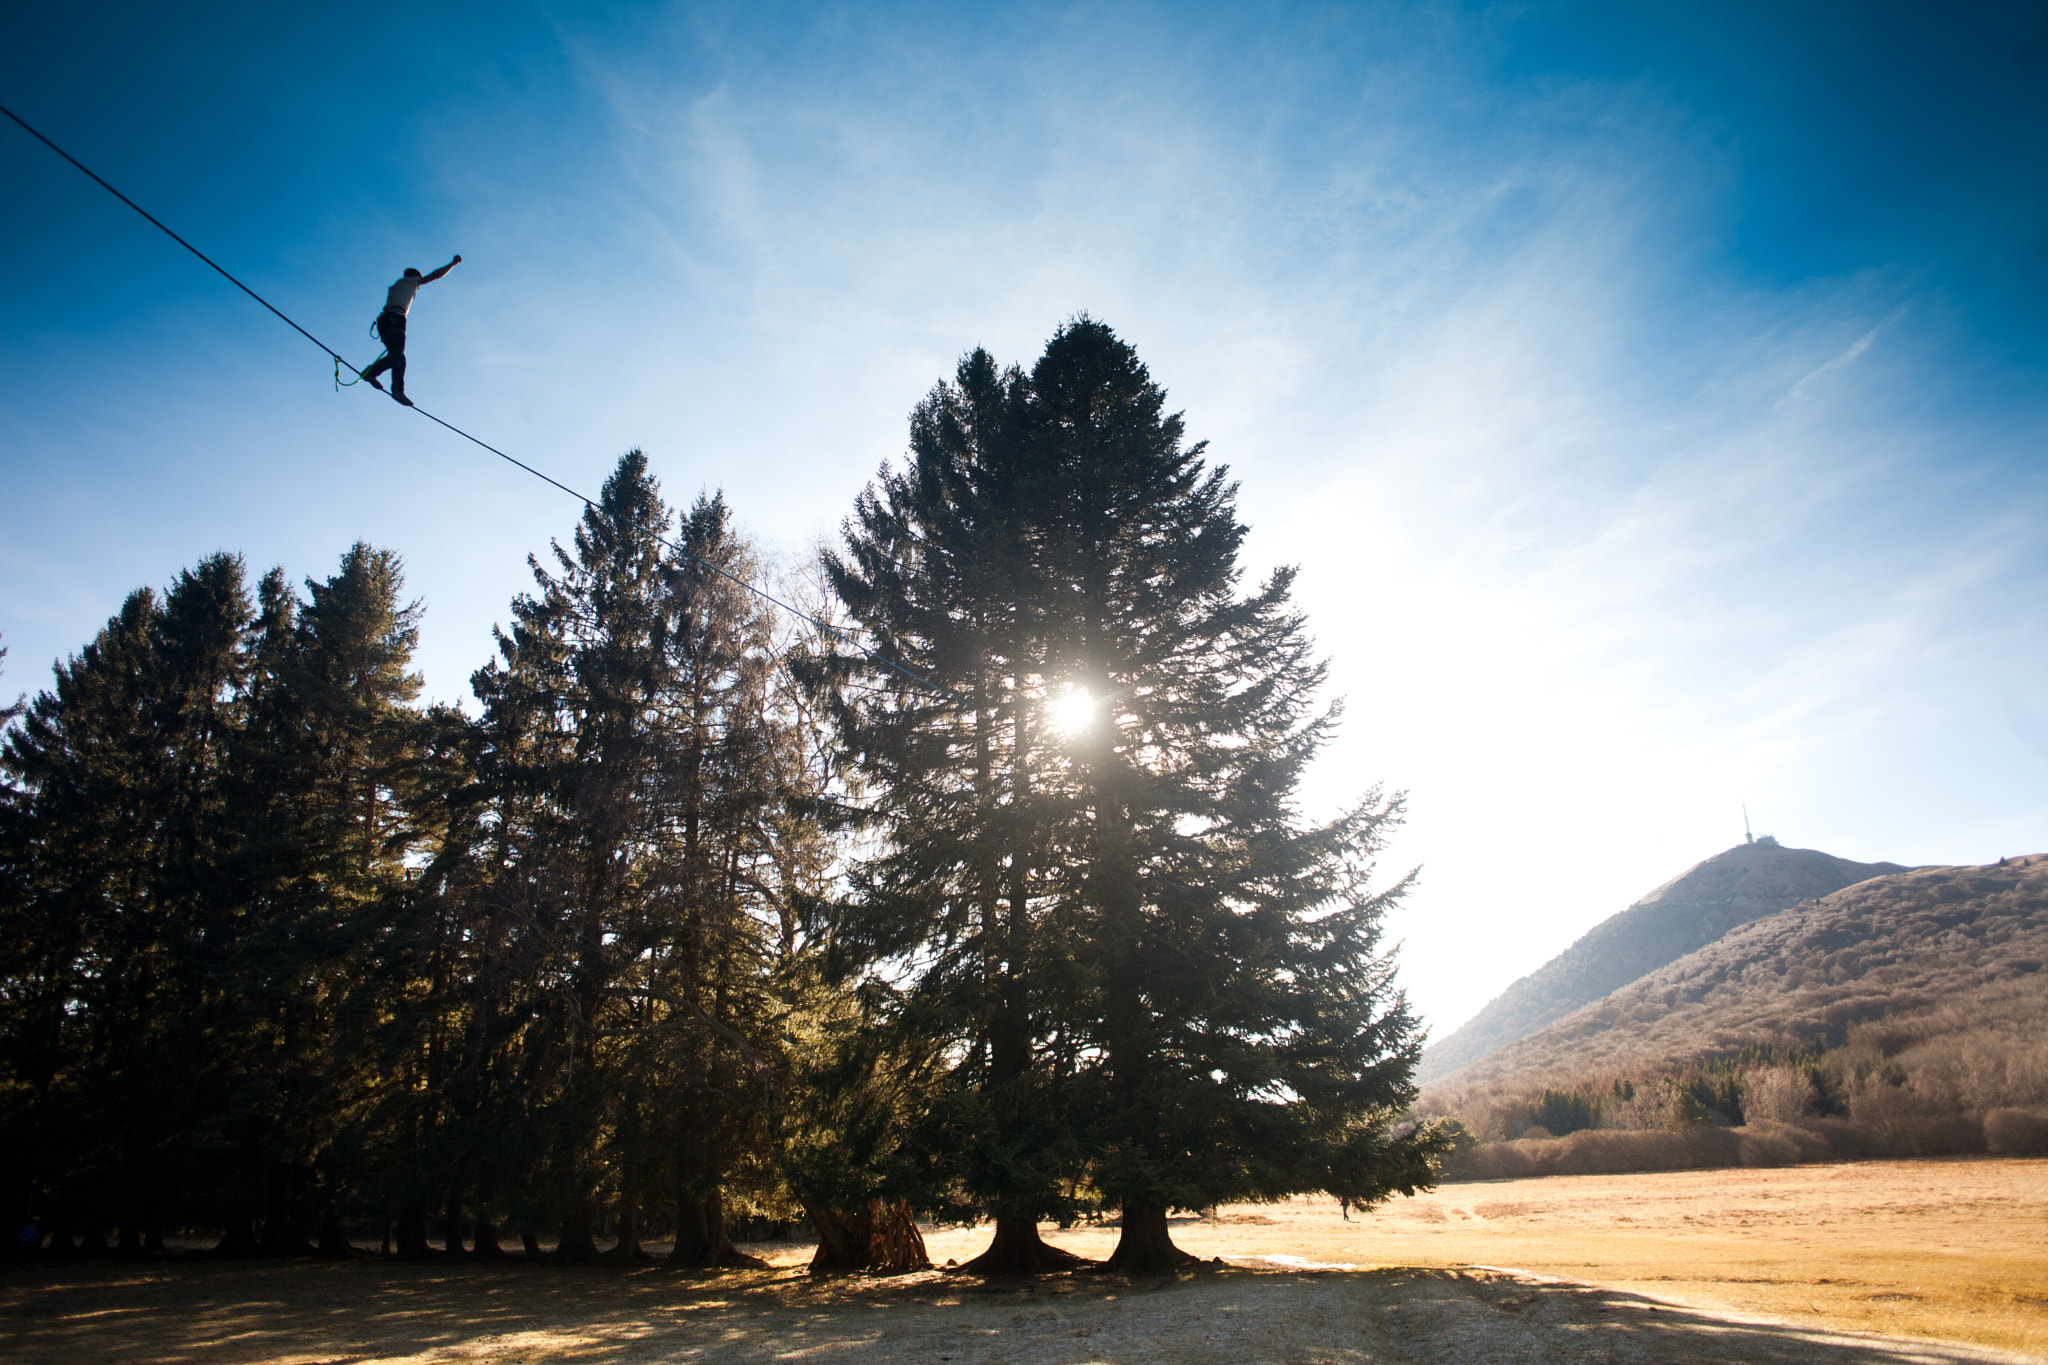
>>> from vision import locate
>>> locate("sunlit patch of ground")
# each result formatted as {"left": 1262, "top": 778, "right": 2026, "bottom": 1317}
{"left": 2, "top": 1157, "right": 2042, "bottom": 1363}
{"left": 1257, "top": 1153, "right": 2048, "bottom": 1359}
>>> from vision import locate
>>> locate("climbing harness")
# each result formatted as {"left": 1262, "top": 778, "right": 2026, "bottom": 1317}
{"left": 338, "top": 318, "right": 390, "bottom": 390}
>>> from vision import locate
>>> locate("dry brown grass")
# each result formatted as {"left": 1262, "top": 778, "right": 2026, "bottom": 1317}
{"left": 1311, "top": 1155, "right": 2048, "bottom": 1358}
{"left": 3, "top": 1158, "right": 2042, "bottom": 1363}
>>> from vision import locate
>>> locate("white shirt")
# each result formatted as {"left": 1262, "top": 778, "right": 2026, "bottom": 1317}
{"left": 383, "top": 275, "right": 427, "bottom": 316}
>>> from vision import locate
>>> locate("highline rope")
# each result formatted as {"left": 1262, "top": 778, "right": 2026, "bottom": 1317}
{"left": 0, "top": 99, "right": 956, "bottom": 703}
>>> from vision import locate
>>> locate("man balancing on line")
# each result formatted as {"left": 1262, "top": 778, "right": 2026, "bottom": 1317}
{"left": 359, "top": 254, "right": 460, "bottom": 405}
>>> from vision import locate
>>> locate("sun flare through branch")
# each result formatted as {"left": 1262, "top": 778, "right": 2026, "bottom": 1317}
{"left": 1051, "top": 685, "right": 1094, "bottom": 738}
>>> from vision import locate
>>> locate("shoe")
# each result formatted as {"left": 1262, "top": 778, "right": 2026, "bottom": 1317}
{"left": 361, "top": 372, "right": 385, "bottom": 391}
{"left": 394, "top": 392, "right": 415, "bottom": 407}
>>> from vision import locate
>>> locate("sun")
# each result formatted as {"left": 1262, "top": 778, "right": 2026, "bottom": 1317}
{"left": 1051, "top": 686, "right": 1094, "bottom": 737}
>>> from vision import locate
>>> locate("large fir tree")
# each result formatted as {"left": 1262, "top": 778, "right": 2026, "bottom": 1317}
{"left": 1028, "top": 321, "right": 1442, "bottom": 1271}
{"left": 825, "top": 320, "right": 1445, "bottom": 1273}
{"left": 466, "top": 452, "right": 789, "bottom": 1263}
{"left": 819, "top": 348, "right": 1098, "bottom": 1272}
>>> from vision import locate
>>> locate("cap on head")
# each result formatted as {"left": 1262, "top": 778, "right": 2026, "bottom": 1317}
{"left": 404, "top": 267, "right": 423, "bottom": 278}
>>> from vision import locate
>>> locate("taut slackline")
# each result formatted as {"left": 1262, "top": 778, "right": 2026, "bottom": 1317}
{"left": 0, "top": 99, "right": 957, "bottom": 703}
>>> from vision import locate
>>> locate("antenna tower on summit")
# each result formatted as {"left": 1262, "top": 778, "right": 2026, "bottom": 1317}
{"left": 1743, "top": 804, "right": 1754, "bottom": 845}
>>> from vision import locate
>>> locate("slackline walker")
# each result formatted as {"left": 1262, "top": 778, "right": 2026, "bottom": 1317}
{"left": 0, "top": 98, "right": 957, "bottom": 703}
{"left": 358, "top": 255, "right": 461, "bottom": 406}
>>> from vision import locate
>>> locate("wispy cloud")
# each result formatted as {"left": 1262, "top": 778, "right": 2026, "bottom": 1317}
{"left": 1783, "top": 307, "right": 1904, "bottom": 403}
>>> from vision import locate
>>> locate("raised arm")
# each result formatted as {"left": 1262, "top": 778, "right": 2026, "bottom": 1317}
{"left": 420, "top": 254, "right": 462, "bottom": 284}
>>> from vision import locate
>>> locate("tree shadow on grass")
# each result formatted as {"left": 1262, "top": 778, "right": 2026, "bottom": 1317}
{"left": 1353, "top": 1268, "right": 2020, "bottom": 1365}
{"left": 0, "top": 1260, "right": 2024, "bottom": 1364}
{"left": 0, "top": 1259, "right": 801, "bottom": 1364}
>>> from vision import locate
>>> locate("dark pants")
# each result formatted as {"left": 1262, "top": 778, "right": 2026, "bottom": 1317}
{"left": 362, "top": 310, "right": 408, "bottom": 391}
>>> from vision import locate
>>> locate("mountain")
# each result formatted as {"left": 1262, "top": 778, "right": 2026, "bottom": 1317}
{"left": 1420, "top": 854, "right": 2048, "bottom": 1094}
{"left": 1418, "top": 837, "right": 1906, "bottom": 1084}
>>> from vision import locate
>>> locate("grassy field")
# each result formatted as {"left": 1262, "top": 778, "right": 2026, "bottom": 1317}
{"left": 4, "top": 1157, "right": 2042, "bottom": 1363}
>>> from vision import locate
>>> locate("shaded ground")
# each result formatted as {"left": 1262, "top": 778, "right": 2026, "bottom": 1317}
{"left": 4, "top": 1157, "right": 2043, "bottom": 1363}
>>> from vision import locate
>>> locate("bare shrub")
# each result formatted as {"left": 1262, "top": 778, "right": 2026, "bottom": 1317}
{"left": 1445, "top": 1126, "right": 1755, "bottom": 1181}
{"left": 1541, "top": 1131, "right": 1655, "bottom": 1176}
{"left": 1893, "top": 1027, "right": 2048, "bottom": 1116}
{"left": 1741, "top": 1066, "right": 1819, "bottom": 1124}
{"left": 1806, "top": 1117, "right": 1882, "bottom": 1158}
{"left": 1910, "top": 1116, "right": 1985, "bottom": 1155}
{"left": 1850, "top": 1081, "right": 1986, "bottom": 1156}
{"left": 1554, "top": 1128, "right": 1738, "bottom": 1174}
{"left": 1983, "top": 1107, "right": 2048, "bottom": 1155}
{"left": 1735, "top": 1121, "right": 1827, "bottom": 1166}
{"left": 1456, "top": 1142, "right": 1535, "bottom": 1182}
{"left": 1598, "top": 1085, "right": 1677, "bottom": 1132}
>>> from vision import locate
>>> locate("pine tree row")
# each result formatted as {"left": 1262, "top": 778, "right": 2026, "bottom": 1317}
{"left": 0, "top": 321, "right": 1448, "bottom": 1272}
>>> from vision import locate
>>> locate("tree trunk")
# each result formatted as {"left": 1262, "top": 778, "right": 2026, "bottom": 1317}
{"left": 668, "top": 1190, "right": 767, "bottom": 1269}
{"left": 520, "top": 1227, "right": 544, "bottom": 1259}
{"left": 443, "top": 1190, "right": 464, "bottom": 1256}
{"left": 395, "top": 1206, "right": 430, "bottom": 1259}
{"left": 471, "top": 1219, "right": 508, "bottom": 1260}
{"left": 1101, "top": 1202, "right": 1198, "bottom": 1274}
{"left": 213, "top": 1204, "right": 259, "bottom": 1258}
{"left": 264, "top": 1199, "right": 314, "bottom": 1257}
{"left": 806, "top": 1204, "right": 869, "bottom": 1272}
{"left": 958, "top": 1218, "right": 1091, "bottom": 1275}
{"left": 555, "top": 1197, "right": 601, "bottom": 1263}
{"left": 318, "top": 1208, "right": 351, "bottom": 1258}
{"left": 604, "top": 1187, "right": 643, "bottom": 1264}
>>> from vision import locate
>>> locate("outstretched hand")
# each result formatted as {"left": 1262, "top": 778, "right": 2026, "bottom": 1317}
{"left": 451, "top": 254, "right": 462, "bottom": 265}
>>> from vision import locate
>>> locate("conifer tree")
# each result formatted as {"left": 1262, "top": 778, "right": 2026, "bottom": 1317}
{"left": 1, "top": 589, "right": 166, "bottom": 1251}
{"left": 467, "top": 454, "right": 788, "bottom": 1263}
{"left": 740, "top": 569, "right": 934, "bottom": 1274}
{"left": 467, "top": 452, "right": 677, "bottom": 1258}
{"left": 1026, "top": 322, "right": 1444, "bottom": 1270}
{"left": 231, "top": 546, "right": 428, "bottom": 1253}
{"left": 0, "top": 556, "right": 259, "bottom": 1252}
{"left": 641, "top": 492, "right": 785, "bottom": 1268}
{"left": 819, "top": 349, "right": 1098, "bottom": 1272}
{"left": 827, "top": 322, "right": 1445, "bottom": 1273}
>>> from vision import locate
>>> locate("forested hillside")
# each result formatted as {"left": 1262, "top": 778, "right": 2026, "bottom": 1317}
{"left": 0, "top": 321, "right": 1446, "bottom": 1269}
{"left": 1421, "top": 856, "right": 2048, "bottom": 1176}
{"left": 1419, "top": 839, "right": 1904, "bottom": 1082}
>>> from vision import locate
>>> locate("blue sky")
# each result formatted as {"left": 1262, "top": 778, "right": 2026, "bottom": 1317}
{"left": 3, "top": 1, "right": 2044, "bottom": 1036}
